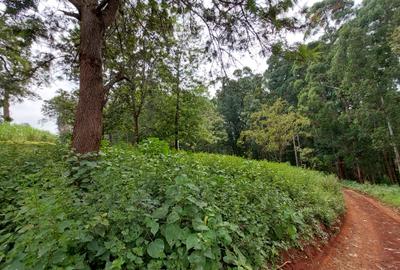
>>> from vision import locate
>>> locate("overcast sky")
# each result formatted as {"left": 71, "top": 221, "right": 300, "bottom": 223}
{"left": 10, "top": 0, "right": 330, "bottom": 133}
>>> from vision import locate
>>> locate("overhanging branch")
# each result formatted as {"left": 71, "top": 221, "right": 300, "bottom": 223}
{"left": 61, "top": 10, "right": 80, "bottom": 20}
{"left": 67, "top": 0, "right": 82, "bottom": 11}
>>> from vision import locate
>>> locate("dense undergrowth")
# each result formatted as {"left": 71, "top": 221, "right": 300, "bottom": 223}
{"left": 0, "top": 138, "right": 344, "bottom": 269}
{"left": 342, "top": 180, "right": 400, "bottom": 209}
{"left": 0, "top": 123, "right": 56, "bottom": 143}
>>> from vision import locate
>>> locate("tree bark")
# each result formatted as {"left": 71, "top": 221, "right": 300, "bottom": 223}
{"left": 174, "top": 87, "right": 180, "bottom": 150}
{"left": 296, "top": 134, "right": 302, "bottom": 166}
{"left": 3, "top": 90, "right": 11, "bottom": 122}
{"left": 355, "top": 162, "right": 363, "bottom": 183}
{"left": 383, "top": 151, "right": 396, "bottom": 184}
{"left": 174, "top": 55, "right": 181, "bottom": 150}
{"left": 133, "top": 113, "right": 140, "bottom": 144}
{"left": 380, "top": 96, "right": 400, "bottom": 177}
{"left": 336, "top": 157, "right": 345, "bottom": 179}
{"left": 292, "top": 135, "right": 299, "bottom": 166}
{"left": 69, "top": 0, "right": 119, "bottom": 154}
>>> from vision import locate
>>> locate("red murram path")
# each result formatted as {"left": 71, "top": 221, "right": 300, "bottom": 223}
{"left": 284, "top": 189, "right": 400, "bottom": 270}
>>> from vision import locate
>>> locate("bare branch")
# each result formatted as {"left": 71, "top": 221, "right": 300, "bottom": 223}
{"left": 67, "top": 0, "right": 82, "bottom": 11}
{"left": 61, "top": 10, "right": 80, "bottom": 20}
{"left": 103, "top": 71, "right": 128, "bottom": 105}
{"left": 101, "top": 0, "right": 119, "bottom": 28}
{"left": 0, "top": 56, "right": 12, "bottom": 76}
{"left": 97, "top": 0, "right": 110, "bottom": 12}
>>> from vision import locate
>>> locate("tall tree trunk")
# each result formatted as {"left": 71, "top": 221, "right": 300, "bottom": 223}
{"left": 69, "top": 0, "right": 119, "bottom": 154}
{"left": 355, "top": 162, "right": 363, "bottom": 183}
{"left": 296, "top": 134, "right": 302, "bottom": 166}
{"left": 292, "top": 136, "right": 299, "bottom": 166}
{"left": 383, "top": 151, "right": 396, "bottom": 184}
{"left": 174, "top": 54, "right": 181, "bottom": 150}
{"left": 3, "top": 90, "right": 11, "bottom": 122}
{"left": 336, "top": 157, "right": 345, "bottom": 179}
{"left": 381, "top": 96, "right": 400, "bottom": 176}
{"left": 133, "top": 113, "right": 140, "bottom": 144}
{"left": 174, "top": 88, "right": 180, "bottom": 150}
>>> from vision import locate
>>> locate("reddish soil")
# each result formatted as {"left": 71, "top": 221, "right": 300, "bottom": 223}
{"left": 283, "top": 189, "right": 400, "bottom": 270}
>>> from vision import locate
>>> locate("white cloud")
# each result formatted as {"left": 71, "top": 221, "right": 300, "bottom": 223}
{"left": 11, "top": 79, "right": 76, "bottom": 134}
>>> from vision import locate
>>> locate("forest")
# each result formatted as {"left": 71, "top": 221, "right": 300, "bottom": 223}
{"left": 0, "top": 0, "right": 400, "bottom": 269}
{"left": 35, "top": 0, "right": 400, "bottom": 184}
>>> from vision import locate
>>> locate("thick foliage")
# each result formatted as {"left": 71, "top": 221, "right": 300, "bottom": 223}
{"left": 343, "top": 181, "right": 400, "bottom": 209}
{"left": 0, "top": 141, "right": 343, "bottom": 269}
{"left": 0, "top": 123, "right": 56, "bottom": 143}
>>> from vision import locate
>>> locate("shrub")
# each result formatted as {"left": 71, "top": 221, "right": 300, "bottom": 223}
{"left": 0, "top": 143, "right": 344, "bottom": 269}
{"left": 138, "top": 137, "right": 170, "bottom": 156}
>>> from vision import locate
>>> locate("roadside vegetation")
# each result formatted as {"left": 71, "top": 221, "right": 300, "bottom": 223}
{"left": 1, "top": 0, "right": 399, "bottom": 269}
{"left": 0, "top": 136, "right": 344, "bottom": 269}
{"left": 343, "top": 181, "right": 400, "bottom": 209}
{"left": 0, "top": 123, "right": 56, "bottom": 143}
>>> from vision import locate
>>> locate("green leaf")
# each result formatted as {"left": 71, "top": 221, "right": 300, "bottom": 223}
{"left": 145, "top": 217, "right": 160, "bottom": 236}
{"left": 110, "top": 257, "right": 124, "bottom": 269}
{"left": 152, "top": 205, "right": 169, "bottom": 219}
{"left": 188, "top": 250, "right": 206, "bottom": 268}
{"left": 164, "top": 224, "right": 182, "bottom": 247}
{"left": 166, "top": 211, "right": 180, "bottom": 224}
{"left": 186, "top": 234, "right": 201, "bottom": 250}
{"left": 192, "top": 218, "right": 209, "bottom": 231}
{"left": 217, "top": 228, "right": 232, "bottom": 245}
{"left": 147, "top": 239, "right": 165, "bottom": 259}
{"left": 132, "top": 246, "right": 144, "bottom": 256}
{"left": 287, "top": 225, "right": 297, "bottom": 240}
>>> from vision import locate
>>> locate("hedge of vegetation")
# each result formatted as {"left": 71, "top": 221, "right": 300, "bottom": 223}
{"left": 343, "top": 180, "right": 400, "bottom": 209}
{"left": 0, "top": 123, "right": 56, "bottom": 143}
{"left": 0, "top": 139, "right": 344, "bottom": 269}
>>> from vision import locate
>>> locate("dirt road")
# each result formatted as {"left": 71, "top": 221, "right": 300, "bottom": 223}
{"left": 286, "top": 189, "right": 400, "bottom": 270}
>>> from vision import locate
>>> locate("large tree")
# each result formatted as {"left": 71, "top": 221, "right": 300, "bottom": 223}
{"left": 42, "top": 89, "right": 77, "bottom": 136}
{"left": 216, "top": 68, "right": 265, "bottom": 155}
{"left": 0, "top": 1, "right": 49, "bottom": 122}
{"left": 62, "top": 0, "right": 119, "bottom": 153}
{"left": 61, "top": 0, "right": 298, "bottom": 153}
{"left": 103, "top": 3, "right": 172, "bottom": 144}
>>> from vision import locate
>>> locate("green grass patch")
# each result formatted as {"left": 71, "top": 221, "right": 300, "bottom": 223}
{"left": 342, "top": 180, "right": 400, "bottom": 209}
{"left": 0, "top": 122, "right": 57, "bottom": 143}
{"left": 0, "top": 140, "right": 344, "bottom": 269}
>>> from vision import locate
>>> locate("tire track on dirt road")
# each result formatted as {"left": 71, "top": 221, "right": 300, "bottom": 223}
{"left": 286, "top": 189, "right": 400, "bottom": 270}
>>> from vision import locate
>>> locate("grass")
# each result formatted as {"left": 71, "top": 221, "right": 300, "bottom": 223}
{"left": 0, "top": 137, "right": 344, "bottom": 269}
{"left": 342, "top": 180, "right": 400, "bottom": 209}
{"left": 0, "top": 122, "right": 56, "bottom": 143}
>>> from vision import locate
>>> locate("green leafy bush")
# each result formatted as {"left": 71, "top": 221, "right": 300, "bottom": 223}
{"left": 138, "top": 137, "right": 170, "bottom": 156}
{"left": 0, "top": 142, "right": 344, "bottom": 269}
{"left": 0, "top": 123, "right": 56, "bottom": 143}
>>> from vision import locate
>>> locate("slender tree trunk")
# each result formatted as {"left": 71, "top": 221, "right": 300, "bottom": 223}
{"left": 355, "top": 162, "right": 363, "bottom": 183}
{"left": 380, "top": 96, "right": 400, "bottom": 176}
{"left": 292, "top": 136, "right": 299, "bottom": 166}
{"left": 296, "top": 134, "right": 302, "bottom": 166}
{"left": 383, "top": 151, "right": 396, "bottom": 184}
{"left": 133, "top": 113, "right": 140, "bottom": 144}
{"left": 174, "top": 55, "right": 181, "bottom": 150}
{"left": 174, "top": 88, "right": 180, "bottom": 150}
{"left": 3, "top": 90, "right": 11, "bottom": 122}
{"left": 336, "top": 157, "right": 345, "bottom": 179}
{"left": 278, "top": 146, "right": 284, "bottom": 162}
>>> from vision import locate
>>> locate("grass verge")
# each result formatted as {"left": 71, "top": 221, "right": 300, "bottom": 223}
{"left": 342, "top": 180, "right": 400, "bottom": 209}
{"left": 0, "top": 122, "right": 56, "bottom": 143}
